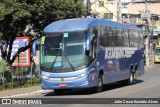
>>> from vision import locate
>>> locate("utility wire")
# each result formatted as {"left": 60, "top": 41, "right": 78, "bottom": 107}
{"left": 90, "top": 0, "right": 98, "bottom": 5}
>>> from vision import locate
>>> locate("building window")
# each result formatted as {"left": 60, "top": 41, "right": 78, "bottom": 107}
{"left": 103, "top": 13, "right": 113, "bottom": 19}
{"left": 99, "top": 1, "right": 104, "bottom": 7}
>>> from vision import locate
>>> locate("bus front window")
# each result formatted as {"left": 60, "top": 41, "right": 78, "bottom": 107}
{"left": 155, "top": 48, "right": 160, "bottom": 55}
{"left": 41, "top": 30, "right": 89, "bottom": 72}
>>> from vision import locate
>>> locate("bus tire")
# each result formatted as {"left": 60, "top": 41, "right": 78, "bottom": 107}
{"left": 133, "top": 69, "right": 138, "bottom": 84}
{"left": 93, "top": 74, "right": 103, "bottom": 93}
{"left": 121, "top": 70, "right": 135, "bottom": 85}
{"left": 128, "top": 72, "right": 134, "bottom": 85}
{"left": 128, "top": 68, "right": 138, "bottom": 85}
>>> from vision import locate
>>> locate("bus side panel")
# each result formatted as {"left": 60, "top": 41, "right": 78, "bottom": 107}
{"left": 98, "top": 49, "right": 130, "bottom": 84}
{"left": 96, "top": 50, "right": 116, "bottom": 84}
{"left": 133, "top": 48, "right": 145, "bottom": 77}
{"left": 138, "top": 59, "right": 145, "bottom": 76}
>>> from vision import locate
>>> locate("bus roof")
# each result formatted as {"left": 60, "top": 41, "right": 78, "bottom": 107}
{"left": 43, "top": 18, "right": 141, "bottom": 33}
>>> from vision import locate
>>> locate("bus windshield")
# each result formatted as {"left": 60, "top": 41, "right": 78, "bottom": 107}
{"left": 155, "top": 48, "right": 160, "bottom": 55}
{"left": 41, "top": 30, "right": 89, "bottom": 72}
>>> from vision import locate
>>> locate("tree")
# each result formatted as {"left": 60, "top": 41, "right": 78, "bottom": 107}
{"left": 0, "top": 0, "right": 32, "bottom": 64}
{"left": 0, "top": 0, "right": 84, "bottom": 65}
{"left": 0, "top": 58, "right": 11, "bottom": 83}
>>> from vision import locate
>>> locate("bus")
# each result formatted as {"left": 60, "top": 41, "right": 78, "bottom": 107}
{"left": 154, "top": 45, "right": 160, "bottom": 63}
{"left": 33, "top": 18, "right": 145, "bottom": 94}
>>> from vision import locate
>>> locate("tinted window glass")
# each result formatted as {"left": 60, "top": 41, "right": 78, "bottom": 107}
{"left": 108, "top": 27, "right": 116, "bottom": 46}
{"left": 129, "top": 30, "right": 139, "bottom": 47}
{"left": 99, "top": 26, "right": 109, "bottom": 47}
{"left": 115, "top": 28, "right": 124, "bottom": 46}
{"left": 123, "top": 29, "right": 129, "bottom": 47}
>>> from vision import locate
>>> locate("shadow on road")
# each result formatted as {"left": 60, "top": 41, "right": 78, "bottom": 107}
{"left": 153, "top": 62, "right": 160, "bottom": 64}
{"left": 43, "top": 80, "right": 144, "bottom": 96}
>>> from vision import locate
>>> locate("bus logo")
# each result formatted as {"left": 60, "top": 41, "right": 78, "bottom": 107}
{"left": 2, "top": 99, "right": 11, "bottom": 104}
{"left": 61, "top": 78, "right": 64, "bottom": 81}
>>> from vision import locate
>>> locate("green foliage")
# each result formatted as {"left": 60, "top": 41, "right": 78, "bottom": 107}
{"left": 0, "top": 0, "right": 84, "bottom": 65}
{"left": 0, "top": 81, "right": 21, "bottom": 90}
{"left": 0, "top": 59, "right": 12, "bottom": 83}
{"left": 0, "top": 59, "right": 11, "bottom": 74}
{"left": 26, "top": 77, "right": 40, "bottom": 86}
{"left": 0, "top": 32, "right": 2, "bottom": 40}
{"left": 29, "top": 0, "right": 84, "bottom": 31}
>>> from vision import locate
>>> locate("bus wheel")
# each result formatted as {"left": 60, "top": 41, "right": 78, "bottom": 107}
{"left": 133, "top": 70, "right": 137, "bottom": 84}
{"left": 128, "top": 72, "right": 135, "bottom": 85}
{"left": 120, "top": 69, "right": 137, "bottom": 85}
{"left": 54, "top": 89, "right": 65, "bottom": 95}
{"left": 94, "top": 74, "right": 103, "bottom": 93}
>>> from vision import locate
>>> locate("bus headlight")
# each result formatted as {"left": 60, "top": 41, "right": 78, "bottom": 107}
{"left": 77, "top": 68, "right": 94, "bottom": 78}
{"left": 41, "top": 75, "right": 49, "bottom": 80}
{"left": 77, "top": 72, "right": 87, "bottom": 78}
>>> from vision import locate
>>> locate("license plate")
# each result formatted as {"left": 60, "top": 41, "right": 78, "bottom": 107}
{"left": 59, "top": 83, "right": 68, "bottom": 87}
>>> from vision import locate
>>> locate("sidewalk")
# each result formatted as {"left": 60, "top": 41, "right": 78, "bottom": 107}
{"left": 0, "top": 85, "right": 41, "bottom": 98}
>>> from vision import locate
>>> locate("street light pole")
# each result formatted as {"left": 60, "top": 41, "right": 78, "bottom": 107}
{"left": 145, "top": 0, "right": 150, "bottom": 67}
{"left": 11, "top": 66, "right": 13, "bottom": 88}
{"left": 86, "top": 0, "right": 91, "bottom": 17}
{"left": 2, "top": 63, "right": 4, "bottom": 87}
{"left": 117, "top": 0, "right": 122, "bottom": 23}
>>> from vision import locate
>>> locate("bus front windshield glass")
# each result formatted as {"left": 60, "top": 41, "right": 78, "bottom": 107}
{"left": 41, "top": 30, "right": 89, "bottom": 72}
{"left": 155, "top": 48, "right": 160, "bottom": 55}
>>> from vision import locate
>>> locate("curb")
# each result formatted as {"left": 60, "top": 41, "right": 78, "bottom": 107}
{"left": 1, "top": 90, "right": 52, "bottom": 98}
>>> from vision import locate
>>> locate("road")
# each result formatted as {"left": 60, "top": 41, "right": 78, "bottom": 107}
{"left": 1, "top": 63, "right": 160, "bottom": 107}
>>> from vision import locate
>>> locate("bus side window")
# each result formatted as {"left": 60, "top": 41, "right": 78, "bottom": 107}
{"left": 115, "top": 28, "right": 124, "bottom": 46}
{"left": 99, "top": 26, "right": 109, "bottom": 47}
{"left": 129, "top": 29, "right": 139, "bottom": 47}
{"left": 123, "top": 29, "right": 129, "bottom": 47}
{"left": 138, "top": 31, "right": 144, "bottom": 46}
{"left": 91, "top": 36, "right": 97, "bottom": 59}
{"left": 109, "top": 27, "right": 116, "bottom": 46}
{"left": 91, "top": 28, "right": 98, "bottom": 59}
{"left": 89, "top": 27, "right": 98, "bottom": 59}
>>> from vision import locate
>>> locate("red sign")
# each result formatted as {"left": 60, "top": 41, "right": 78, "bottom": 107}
{"left": 12, "top": 37, "right": 30, "bottom": 67}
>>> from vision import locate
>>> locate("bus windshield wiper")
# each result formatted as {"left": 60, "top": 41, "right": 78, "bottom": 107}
{"left": 63, "top": 52, "right": 75, "bottom": 71}
{"left": 50, "top": 48, "right": 61, "bottom": 71}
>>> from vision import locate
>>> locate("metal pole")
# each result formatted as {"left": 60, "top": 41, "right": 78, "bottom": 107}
{"left": 117, "top": 0, "right": 122, "bottom": 23}
{"left": 145, "top": 21, "right": 150, "bottom": 67}
{"left": 11, "top": 66, "right": 13, "bottom": 88}
{"left": 22, "top": 65, "right": 23, "bottom": 86}
{"left": 86, "top": 0, "right": 90, "bottom": 17}
{"left": 18, "top": 54, "right": 19, "bottom": 82}
{"left": 145, "top": 0, "right": 148, "bottom": 13}
{"left": 31, "top": 61, "right": 32, "bottom": 86}
{"left": 145, "top": 0, "right": 150, "bottom": 67}
{"left": 2, "top": 63, "right": 4, "bottom": 87}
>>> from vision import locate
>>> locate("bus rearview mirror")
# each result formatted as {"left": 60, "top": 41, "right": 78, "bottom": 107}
{"left": 32, "top": 38, "right": 41, "bottom": 56}
{"left": 86, "top": 34, "right": 95, "bottom": 51}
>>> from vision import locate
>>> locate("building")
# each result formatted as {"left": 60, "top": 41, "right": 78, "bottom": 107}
{"left": 122, "top": 0, "right": 160, "bottom": 44}
{"left": 85, "top": 0, "right": 121, "bottom": 22}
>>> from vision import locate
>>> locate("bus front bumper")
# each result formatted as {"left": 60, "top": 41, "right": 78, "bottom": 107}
{"left": 41, "top": 76, "right": 92, "bottom": 90}
{"left": 154, "top": 56, "right": 160, "bottom": 62}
